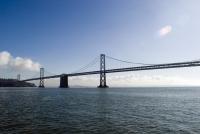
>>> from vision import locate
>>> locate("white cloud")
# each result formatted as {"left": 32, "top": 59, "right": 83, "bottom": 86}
{"left": 0, "top": 51, "right": 11, "bottom": 66}
{"left": 106, "top": 74, "right": 198, "bottom": 87}
{"left": 158, "top": 25, "right": 172, "bottom": 37}
{"left": 0, "top": 51, "right": 41, "bottom": 72}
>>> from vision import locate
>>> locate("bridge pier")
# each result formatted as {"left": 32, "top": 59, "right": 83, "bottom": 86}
{"left": 60, "top": 75, "right": 69, "bottom": 88}
{"left": 98, "top": 54, "right": 108, "bottom": 88}
{"left": 39, "top": 68, "right": 45, "bottom": 88}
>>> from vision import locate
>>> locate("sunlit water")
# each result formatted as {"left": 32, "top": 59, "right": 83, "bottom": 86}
{"left": 0, "top": 87, "right": 200, "bottom": 134}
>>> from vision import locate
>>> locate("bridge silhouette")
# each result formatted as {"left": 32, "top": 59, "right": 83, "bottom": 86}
{"left": 22, "top": 54, "right": 200, "bottom": 88}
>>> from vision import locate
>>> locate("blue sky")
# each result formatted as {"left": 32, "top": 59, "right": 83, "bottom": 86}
{"left": 1, "top": 0, "right": 200, "bottom": 86}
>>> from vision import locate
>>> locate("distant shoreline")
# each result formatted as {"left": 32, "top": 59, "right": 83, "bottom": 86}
{"left": 0, "top": 79, "right": 36, "bottom": 87}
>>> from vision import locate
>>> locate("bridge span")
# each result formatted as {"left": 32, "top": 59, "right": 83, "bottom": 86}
{"left": 22, "top": 54, "right": 200, "bottom": 88}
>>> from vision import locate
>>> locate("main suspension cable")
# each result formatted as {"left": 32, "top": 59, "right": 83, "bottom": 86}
{"left": 71, "top": 56, "right": 99, "bottom": 73}
{"left": 105, "top": 55, "right": 154, "bottom": 66}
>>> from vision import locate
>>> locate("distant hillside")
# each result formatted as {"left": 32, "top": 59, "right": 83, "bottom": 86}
{"left": 0, "top": 79, "right": 36, "bottom": 87}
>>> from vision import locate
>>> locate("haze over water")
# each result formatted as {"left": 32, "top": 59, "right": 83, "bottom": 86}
{"left": 0, "top": 87, "right": 200, "bottom": 134}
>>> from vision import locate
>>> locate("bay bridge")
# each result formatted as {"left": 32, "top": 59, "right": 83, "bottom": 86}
{"left": 21, "top": 54, "right": 200, "bottom": 88}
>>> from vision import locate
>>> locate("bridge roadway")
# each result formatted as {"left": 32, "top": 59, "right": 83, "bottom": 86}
{"left": 22, "top": 60, "right": 200, "bottom": 82}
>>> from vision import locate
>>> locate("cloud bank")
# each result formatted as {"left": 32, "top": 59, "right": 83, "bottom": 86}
{"left": 0, "top": 51, "right": 41, "bottom": 72}
{"left": 158, "top": 25, "right": 172, "bottom": 37}
{"left": 53, "top": 74, "right": 193, "bottom": 87}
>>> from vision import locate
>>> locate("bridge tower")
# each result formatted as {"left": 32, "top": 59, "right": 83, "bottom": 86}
{"left": 17, "top": 74, "right": 20, "bottom": 81}
{"left": 39, "top": 68, "right": 45, "bottom": 88}
{"left": 98, "top": 54, "right": 108, "bottom": 88}
{"left": 60, "top": 74, "right": 69, "bottom": 88}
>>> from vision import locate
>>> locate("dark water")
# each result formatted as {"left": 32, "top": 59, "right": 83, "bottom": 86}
{"left": 0, "top": 87, "right": 200, "bottom": 134}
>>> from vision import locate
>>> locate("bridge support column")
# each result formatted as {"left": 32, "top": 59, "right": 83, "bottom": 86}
{"left": 39, "top": 68, "right": 45, "bottom": 88}
{"left": 60, "top": 75, "right": 69, "bottom": 88}
{"left": 98, "top": 54, "right": 108, "bottom": 88}
{"left": 17, "top": 74, "right": 20, "bottom": 81}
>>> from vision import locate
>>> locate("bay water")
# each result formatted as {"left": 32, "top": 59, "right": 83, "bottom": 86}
{"left": 0, "top": 87, "right": 200, "bottom": 134}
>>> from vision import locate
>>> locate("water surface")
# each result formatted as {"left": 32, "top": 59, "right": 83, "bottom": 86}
{"left": 0, "top": 87, "right": 200, "bottom": 134}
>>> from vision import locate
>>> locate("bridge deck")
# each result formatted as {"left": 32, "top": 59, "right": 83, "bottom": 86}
{"left": 22, "top": 60, "right": 200, "bottom": 81}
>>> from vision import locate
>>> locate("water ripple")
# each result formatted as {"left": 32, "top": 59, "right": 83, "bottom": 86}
{"left": 0, "top": 87, "right": 200, "bottom": 133}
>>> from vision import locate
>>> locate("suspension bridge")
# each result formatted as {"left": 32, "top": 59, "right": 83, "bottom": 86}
{"left": 19, "top": 54, "right": 200, "bottom": 88}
